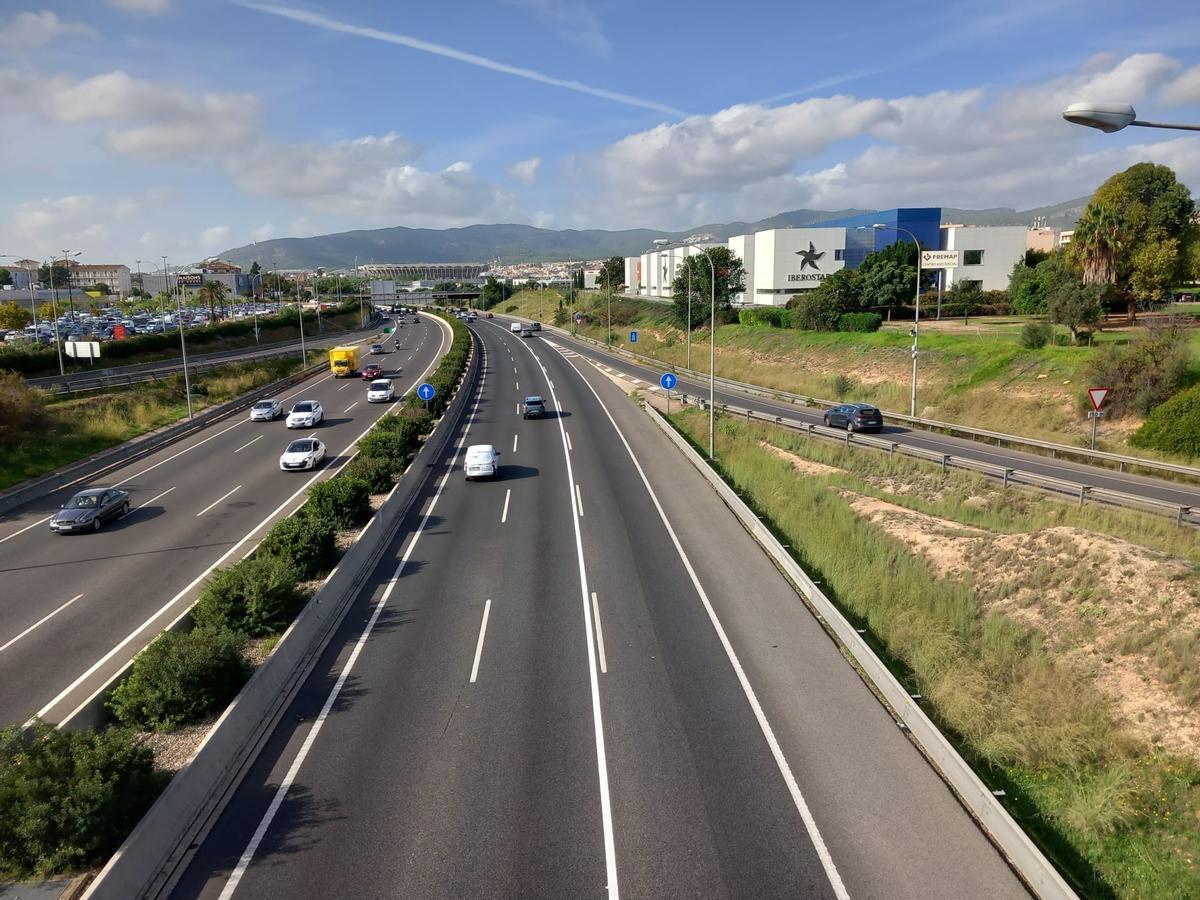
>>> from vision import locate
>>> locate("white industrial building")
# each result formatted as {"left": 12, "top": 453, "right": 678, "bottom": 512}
{"left": 939, "top": 225, "right": 1027, "bottom": 292}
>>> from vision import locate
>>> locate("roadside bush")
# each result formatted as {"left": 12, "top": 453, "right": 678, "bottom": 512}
{"left": 1130, "top": 383, "right": 1200, "bottom": 457}
{"left": 553, "top": 307, "right": 570, "bottom": 327}
{"left": 107, "top": 628, "right": 252, "bottom": 731}
{"left": 0, "top": 721, "right": 165, "bottom": 877}
{"left": 504, "top": 304, "right": 518, "bottom": 313}
{"left": 341, "top": 456, "right": 394, "bottom": 494}
{"left": 0, "top": 372, "right": 50, "bottom": 446}
{"left": 1087, "top": 322, "right": 1191, "bottom": 416}
{"left": 358, "top": 429, "right": 417, "bottom": 472}
{"left": 191, "top": 554, "right": 303, "bottom": 636}
{"left": 306, "top": 475, "right": 372, "bottom": 530}
{"left": 738, "top": 307, "right": 789, "bottom": 327}
{"left": 790, "top": 292, "right": 841, "bottom": 331}
{"left": 837, "top": 312, "right": 882, "bottom": 333}
{"left": 832, "top": 374, "right": 856, "bottom": 399}
{"left": 1018, "top": 321, "right": 1053, "bottom": 349}
{"left": 258, "top": 512, "right": 338, "bottom": 579}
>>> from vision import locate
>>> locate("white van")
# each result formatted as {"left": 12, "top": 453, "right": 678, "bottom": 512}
{"left": 464, "top": 444, "right": 500, "bottom": 480}
{"left": 510, "top": 322, "right": 523, "bottom": 333}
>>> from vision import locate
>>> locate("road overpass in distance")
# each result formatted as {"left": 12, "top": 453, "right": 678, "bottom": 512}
{"left": 360, "top": 262, "right": 487, "bottom": 280}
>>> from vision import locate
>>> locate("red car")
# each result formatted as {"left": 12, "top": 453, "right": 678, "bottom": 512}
{"left": 361, "top": 363, "right": 383, "bottom": 380}
{"left": 485, "top": 312, "right": 494, "bottom": 319}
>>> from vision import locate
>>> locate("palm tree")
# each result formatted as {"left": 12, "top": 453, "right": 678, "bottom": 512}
{"left": 198, "top": 280, "right": 228, "bottom": 323}
{"left": 1070, "top": 202, "right": 1125, "bottom": 318}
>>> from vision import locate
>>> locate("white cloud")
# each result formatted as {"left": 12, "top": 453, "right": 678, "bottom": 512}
{"left": 1161, "top": 65, "right": 1200, "bottom": 106}
{"left": 200, "top": 225, "right": 231, "bottom": 247}
{"left": 0, "top": 191, "right": 165, "bottom": 258}
{"left": 106, "top": 0, "right": 170, "bottom": 13}
{"left": 226, "top": 132, "right": 419, "bottom": 198}
{"left": 251, "top": 223, "right": 275, "bottom": 242}
{"left": 531, "top": 210, "right": 555, "bottom": 228}
{"left": 505, "top": 0, "right": 610, "bottom": 57}
{"left": 0, "top": 10, "right": 94, "bottom": 48}
{"left": 507, "top": 156, "right": 541, "bottom": 185}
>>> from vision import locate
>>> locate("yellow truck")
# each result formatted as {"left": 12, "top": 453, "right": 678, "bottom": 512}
{"left": 328, "top": 346, "right": 360, "bottom": 377}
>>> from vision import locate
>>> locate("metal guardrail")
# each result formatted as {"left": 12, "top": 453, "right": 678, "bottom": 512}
{"left": 644, "top": 404, "right": 1078, "bottom": 900}
{"left": 673, "top": 393, "right": 1198, "bottom": 527}
{"left": 512, "top": 315, "right": 1200, "bottom": 485}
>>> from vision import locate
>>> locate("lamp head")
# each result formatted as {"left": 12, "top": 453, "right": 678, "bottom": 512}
{"left": 1062, "top": 101, "right": 1136, "bottom": 133}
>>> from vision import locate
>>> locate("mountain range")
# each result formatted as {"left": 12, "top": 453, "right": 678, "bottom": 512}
{"left": 216, "top": 197, "right": 1088, "bottom": 270}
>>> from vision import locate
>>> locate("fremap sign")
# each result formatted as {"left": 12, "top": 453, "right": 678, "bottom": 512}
{"left": 920, "top": 250, "right": 961, "bottom": 269}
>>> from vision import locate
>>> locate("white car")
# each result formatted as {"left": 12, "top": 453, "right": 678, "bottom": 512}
{"left": 464, "top": 444, "right": 500, "bottom": 480}
{"left": 510, "top": 322, "right": 523, "bottom": 333}
{"left": 280, "top": 438, "right": 327, "bottom": 471}
{"left": 286, "top": 400, "right": 324, "bottom": 429}
{"left": 249, "top": 398, "right": 282, "bottom": 421}
{"left": 366, "top": 379, "right": 394, "bottom": 403}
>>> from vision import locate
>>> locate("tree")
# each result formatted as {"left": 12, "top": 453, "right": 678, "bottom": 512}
{"left": 946, "top": 278, "right": 983, "bottom": 323}
{"left": 0, "top": 302, "right": 32, "bottom": 330}
{"left": 249, "top": 261, "right": 261, "bottom": 276}
{"left": 0, "top": 268, "right": 11, "bottom": 287}
{"left": 800, "top": 267, "right": 859, "bottom": 315}
{"left": 37, "top": 263, "right": 72, "bottom": 288}
{"left": 1024, "top": 248, "right": 1052, "bottom": 268}
{"left": 1081, "top": 162, "right": 1196, "bottom": 322}
{"left": 480, "top": 276, "right": 512, "bottom": 309}
{"left": 1070, "top": 202, "right": 1123, "bottom": 286}
{"left": 596, "top": 256, "right": 624, "bottom": 292}
{"left": 668, "top": 248, "right": 745, "bottom": 329}
{"left": 1046, "top": 278, "right": 1105, "bottom": 343}
{"left": 91, "top": 283, "right": 111, "bottom": 296}
{"left": 37, "top": 302, "right": 55, "bottom": 321}
{"left": 197, "top": 280, "right": 228, "bottom": 321}
{"left": 855, "top": 241, "right": 924, "bottom": 311}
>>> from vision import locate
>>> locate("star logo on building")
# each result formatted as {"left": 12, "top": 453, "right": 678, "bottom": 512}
{"left": 796, "top": 242, "right": 825, "bottom": 271}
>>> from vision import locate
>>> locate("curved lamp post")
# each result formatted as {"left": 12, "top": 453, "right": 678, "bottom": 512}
{"left": 1062, "top": 101, "right": 1200, "bottom": 133}
{"left": 864, "top": 224, "right": 924, "bottom": 416}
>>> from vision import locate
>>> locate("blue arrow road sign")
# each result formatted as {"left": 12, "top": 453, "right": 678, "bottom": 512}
{"left": 417, "top": 382, "right": 436, "bottom": 401}
{"left": 660, "top": 372, "right": 677, "bottom": 391}
{"left": 630, "top": 329, "right": 638, "bottom": 343}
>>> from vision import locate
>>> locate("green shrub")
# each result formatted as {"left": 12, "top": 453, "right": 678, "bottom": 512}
{"left": 341, "top": 456, "right": 394, "bottom": 494}
{"left": 738, "top": 307, "right": 790, "bottom": 327}
{"left": 0, "top": 372, "right": 50, "bottom": 446}
{"left": 1130, "top": 383, "right": 1200, "bottom": 457}
{"left": 504, "top": 304, "right": 518, "bottom": 313}
{"left": 358, "top": 417, "right": 423, "bottom": 472}
{"left": 1018, "top": 321, "right": 1053, "bottom": 349}
{"left": 790, "top": 292, "right": 841, "bottom": 331}
{"left": 192, "top": 554, "right": 303, "bottom": 636}
{"left": 107, "top": 628, "right": 252, "bottom": 731}
{"left": 1087, "top": 323, "right": 1191, "bottom": 416}
{"left": 257, "top": 512, "right": 338, "bottom": 579}
{"left": 0, "top": 722, "right": 165, "bottom": 877}
{"left": 306, "top": 474, "right": 372, "bottom": 529}
{"left": 837, "top": 312, "right": 882, "bottom": 333}
{"left": 832, "top": 374, "right": 856, "bottom": 399}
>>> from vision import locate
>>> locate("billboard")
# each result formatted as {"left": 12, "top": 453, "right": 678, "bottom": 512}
{"left": 176, "top": 273, "right": 204, "bottom": 288}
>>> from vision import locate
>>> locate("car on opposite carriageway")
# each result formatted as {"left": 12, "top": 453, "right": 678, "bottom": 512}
{"left": 823, "top": 403, "right": 883, "bottom": 433}
{"left": 50, "top": 488, "right": 130, "bottom": 533}
{"left": 463, "top": 444, "right": 500, "bottom": 480}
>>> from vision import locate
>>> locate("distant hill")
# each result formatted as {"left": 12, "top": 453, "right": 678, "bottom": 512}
{"left": 216, "top": 199, "right": 1090, "bottom": 269}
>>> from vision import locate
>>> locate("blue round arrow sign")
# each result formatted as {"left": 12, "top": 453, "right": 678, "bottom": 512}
{"left": 417, "top": 382, "right": 436, "bottom": 401}
{"left": 660, "top": 372, "right": 677, "bottom": 390}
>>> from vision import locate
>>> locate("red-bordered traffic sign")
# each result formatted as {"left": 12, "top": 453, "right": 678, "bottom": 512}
{"left": 1087, "top": 387, "right": 1110, "bottom": 411}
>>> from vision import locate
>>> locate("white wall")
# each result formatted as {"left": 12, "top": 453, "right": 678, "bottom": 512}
{"left": 752, "top": 227, "right": 846, "bottom": 306}
{"left": 727, "top": 235, "right": 754, "bottom": 305}
{"left": 940, "top": 225, "right": 1027, "bottom": 291}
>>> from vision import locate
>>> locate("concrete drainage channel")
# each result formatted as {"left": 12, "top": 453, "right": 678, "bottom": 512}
{"left": 644, "top": 403, "right": 1077, "bottom": 900}
{"left": 74, "top": 318, "right": 478, "bottom": 900}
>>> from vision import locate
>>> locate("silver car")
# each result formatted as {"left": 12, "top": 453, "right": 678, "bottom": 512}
{"left": 249, "top": 399, "right": 282, "bottom": 421}
{"left": 50, "top": 488, "right": 130, "bottom": 533}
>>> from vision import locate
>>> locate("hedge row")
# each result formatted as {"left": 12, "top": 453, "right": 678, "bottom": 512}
{"left": 736, "top": 306, "right": 881, "bottom": 333}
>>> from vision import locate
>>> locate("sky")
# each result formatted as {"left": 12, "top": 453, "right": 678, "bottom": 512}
{"left": 1, "top": 0, "right": 1199, "bottom": 267}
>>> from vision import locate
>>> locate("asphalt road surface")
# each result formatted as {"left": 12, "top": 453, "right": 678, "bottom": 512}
{"left": 0, "top": 315, "right": 450, "bottom": 727}
{"left": 170, "top": 320, "right": 1028, "bottom": 900}
{"left": 505, "top": 318, "right": 1200, "bottom": 512}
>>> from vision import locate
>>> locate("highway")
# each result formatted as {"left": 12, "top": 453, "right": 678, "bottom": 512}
{"left": 169, "top": 319, "right": 1027, "bottom": 899}
{"left": 509, "top": 319, "right": 1200, "bottom": 512}
{"left": 0, "top": 315, "right": 450, "bottom": 727}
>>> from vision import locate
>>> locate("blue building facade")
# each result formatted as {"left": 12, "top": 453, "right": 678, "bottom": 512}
{"left": 813, "top": 208, "right": 942, "bottom": 269}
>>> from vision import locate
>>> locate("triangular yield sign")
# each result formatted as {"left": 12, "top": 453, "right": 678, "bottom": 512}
{"left": 1087, "top": 387, "right": 1110, "bottom": 411}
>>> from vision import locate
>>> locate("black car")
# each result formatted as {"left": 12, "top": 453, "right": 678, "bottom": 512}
{"left": 50, "top": 488, "right": 130, "bottom": 533}
{"left": 823, "top": 403, "right": 883, "bottom": 433}
{"left": 522, "top": 396, "right": 546, "bottom": 419}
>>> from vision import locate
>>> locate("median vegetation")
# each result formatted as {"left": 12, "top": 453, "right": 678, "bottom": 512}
{"left": 664, "top": 404, "right": 1200, "bottom": 898}
{"left": 0, "top": 312, "right": 474, "bottom": 880}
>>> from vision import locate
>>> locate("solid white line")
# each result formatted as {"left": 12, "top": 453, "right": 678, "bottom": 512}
{"left": 469, "top": 598, "right": 492, "bottom": 684}
{"left": 217, "top": 334, "right": 476, "bottom": 899}
{"left": 0, "top": 594, "right": 85, "bottom": 655}
{"left": 562, "top": 351, "right": 851, "bottom": 900}
{"left": 501, "top": 488, "right": 511, "bottom": 524}
{"left": 575, "top": 483, "right": 584, "bottom": 516}
{"left": 499, "top": 320, "right": 620, "bottom": 898}
{"left": 233, "top": 435, "right": 263, "bottom": 454}
{"left": 336, "top": 383, "right": 349, "bottom": 391}
{"left": 133, "top": 485, "right": 175, "bottom": 512}
{"left": 344, "top": 401, "right": 358, "bottom": 413}
{"left": 512, "top": 433, "right": 518, "bottom": 453}
{"left": 196, "top": 484, "right": 242, "bottom": 517}
{"left": 591, "top": 592, "right": 607, "bottom": 674}
{"left": 566, "top": 432, "right": 573, "bottom": 451}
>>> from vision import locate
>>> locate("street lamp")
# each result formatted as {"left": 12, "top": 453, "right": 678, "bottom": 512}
{"left": 162, "top": 256, "right": 193, "bottom": 419}
{"left": 43, "top": 258, "right": 67, "bottom": 376}
{"left": 864, "top": 224, "right": 924, "bottom": 416}
{"left": 136, "top": 259, "right": 167, "bottom": 327}
{"left": 60, "top": 250, "right": 81, "bottom": 326}
{"left": 1062, "top": 101, "right": 1200, "bottom": 133}
{"left": 654, "top": 238, "right": 696, "bottom": 369}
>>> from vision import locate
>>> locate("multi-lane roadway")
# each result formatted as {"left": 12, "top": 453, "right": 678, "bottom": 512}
{"left": 0, "top": 315, "right": 451, "bottom": 727}
{"left": 167, "top": 319, "right": 1028, "bottom": 899}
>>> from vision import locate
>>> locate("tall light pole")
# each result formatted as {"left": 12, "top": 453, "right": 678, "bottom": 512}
{"left": 45, "top": 258, "right": 66, "bottom": 375}
{"left": 868, "top": 224, "right": 924, "bottom": 417}
{"left": 654, "top": 238, "right": 696, "bottom": 369}
{"left": 1062, "top": 102, "right": 1200, "bottom": 133}
{"left": 136, "top": 259, "right": 166, "bottom": 326}
{"left": 161, "top": 256, "right": 193, "bottom": 419}
{"left": 60, "top": 250, "right": 81, "bottom": 326}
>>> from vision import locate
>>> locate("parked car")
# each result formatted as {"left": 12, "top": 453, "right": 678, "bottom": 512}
{"left": 279, "top": 438, "right": 327, "bottom": 471}
{"left": 522, "top": 396, "right": 546, "bottom": 419}
{"left": 367, "top": 379, "right": 394, "bottom": 403}
{"left": 50, "top": 488, "right": 130, "bottom": 533}
{"left": 823, "top": 403, "right": 883, "bottom": 433}
{"left": 370, "top": 343, "right": 385, "bottom": 354}
{"left": 249, "top": 398, "right": 282, "bottom": 421}
{"left": 463, "top": 444, "right": 500, "bottom": 480}
{"left": 361, "top": 363, "right": 383, "bottom": 380}
{"left": 286, "top": 400, "right": 324, "bottom": 429}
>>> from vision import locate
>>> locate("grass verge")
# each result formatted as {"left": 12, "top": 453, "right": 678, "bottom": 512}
{"left": 664, "top": 404, "right": 1200, "bottom": 899}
